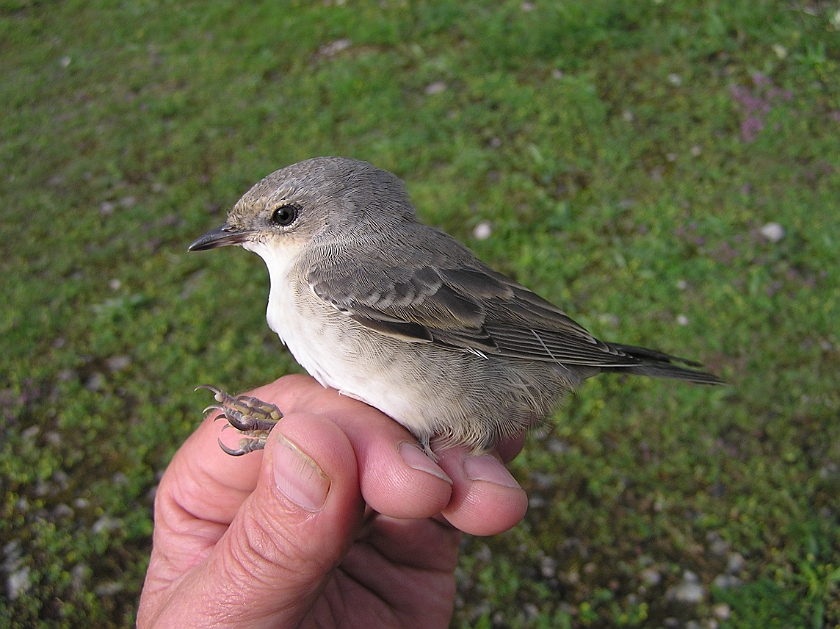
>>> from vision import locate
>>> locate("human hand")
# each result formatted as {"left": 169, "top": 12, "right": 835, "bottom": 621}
{"left": 138, "top": 375, "right": 528, "bottom": 628}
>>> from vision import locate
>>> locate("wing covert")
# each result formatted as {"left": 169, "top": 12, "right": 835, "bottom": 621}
{"left": 304, "top": 237, "right": 646, "bottom": 368}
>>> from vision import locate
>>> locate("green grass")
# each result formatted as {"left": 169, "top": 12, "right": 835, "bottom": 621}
{"left": 2, "top": 0, "right": 839, "bottom": 626}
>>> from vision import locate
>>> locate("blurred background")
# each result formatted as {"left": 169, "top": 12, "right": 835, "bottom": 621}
{"left": 2, "top": 1, "right": 838, "bottom": 626}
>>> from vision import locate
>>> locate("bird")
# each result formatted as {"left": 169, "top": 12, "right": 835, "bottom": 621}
{"left": 189, "top": 157, "right": 723, "bottom": 457}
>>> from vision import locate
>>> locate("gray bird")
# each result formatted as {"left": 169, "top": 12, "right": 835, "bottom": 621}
{"left": 190, "top": 157, "right": 723, "bottom": 457}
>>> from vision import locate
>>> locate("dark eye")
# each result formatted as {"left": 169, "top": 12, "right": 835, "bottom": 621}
{"left": 270, "top": 204, "right": 300, "bottom": 227}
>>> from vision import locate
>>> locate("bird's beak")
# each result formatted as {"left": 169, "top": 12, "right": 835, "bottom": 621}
{"left": 188, "top": 223, "right": 251, "bottom": 251}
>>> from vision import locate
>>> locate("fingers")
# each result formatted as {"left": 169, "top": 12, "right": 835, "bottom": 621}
{"left": 264, "top": 376, "right": 529, "bottom": 533}
{"left": 253, "top": 376, "right": 457, "bottom": 519}
{"left": 156, "top": 375, "right": 528, "bottom": 542}
{"left": 141, "top": 375, "right": 530, "bottom": 626}
{"left": 435, "top": 447, "right": 529, "bottom": 536}
{"left": 139, "top": 413, "right": 363, "bottom": 628}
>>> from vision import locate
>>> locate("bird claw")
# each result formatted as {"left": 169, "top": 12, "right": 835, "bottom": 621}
{"left": 197, "top": 384, "right": 283, "bottom": 455}
{"left": 217, "top": 436, "right": 269, "bottom": 457}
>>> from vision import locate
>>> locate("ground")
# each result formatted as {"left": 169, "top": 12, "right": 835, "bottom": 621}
{"left": 1, "top": 1, "right": 839, "bottom": 627}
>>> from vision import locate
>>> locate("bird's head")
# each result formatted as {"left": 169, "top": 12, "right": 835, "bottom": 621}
{"left": 188, "top": 157, "right": 414, "bottom": 259}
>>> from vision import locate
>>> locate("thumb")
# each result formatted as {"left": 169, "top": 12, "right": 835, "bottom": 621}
{"left": 153, "top": 413, "right": 364, "bottom": 629}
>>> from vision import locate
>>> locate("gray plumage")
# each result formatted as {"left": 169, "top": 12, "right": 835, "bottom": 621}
{"left": 190, "top": 157, "right": 723, "bottom": 454}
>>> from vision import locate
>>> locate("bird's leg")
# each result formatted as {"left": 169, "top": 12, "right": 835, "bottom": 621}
{"left": 419, "top": 435, "right": 439, "bottom": 461}
{"left": 196, "top": 385, "right": 283, "bottom": 456}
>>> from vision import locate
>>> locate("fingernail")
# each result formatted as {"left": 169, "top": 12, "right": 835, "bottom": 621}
{"left": 399, "top": 443, "right": 452, "bottom": 484}
{"left": 464, "top": 455, "right": 520, "bottom": 489}
{"left": 273, "top": 433, "right": 330, "bottom": 512}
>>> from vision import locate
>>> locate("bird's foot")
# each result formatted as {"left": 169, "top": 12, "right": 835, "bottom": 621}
{"left": 196, "top": 384, "right": 283, "bottom": 456}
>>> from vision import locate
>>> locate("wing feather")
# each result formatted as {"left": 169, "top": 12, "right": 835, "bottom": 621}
{"left": 303, "top": 233, "right": 651, "bottom": 368}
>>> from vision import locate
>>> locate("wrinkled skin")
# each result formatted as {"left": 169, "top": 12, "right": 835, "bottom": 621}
{"left": 138, "top": 375, "right": 528, "bottom": 628}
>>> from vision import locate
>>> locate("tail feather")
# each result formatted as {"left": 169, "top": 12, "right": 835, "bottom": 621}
{"left": 603, "top": 343, "right": 725, "bottom": 385}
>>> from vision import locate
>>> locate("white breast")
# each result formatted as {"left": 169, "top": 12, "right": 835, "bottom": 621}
{"left": 245, "top": 240, "right": 437, "bottom": 440}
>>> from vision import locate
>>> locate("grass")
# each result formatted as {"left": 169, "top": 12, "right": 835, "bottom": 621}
{"left": 2, "top": 0, "right": 839, "bottom": 626}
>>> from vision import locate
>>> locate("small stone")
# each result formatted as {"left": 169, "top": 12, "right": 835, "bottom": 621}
{"left": 7, "top": 567, "right": 31, "bottom": 600}
{"left": 106, "top": 355, "right": 131, "bottom": 372}
{"left": 690, "top": 145, "right": 702, "bottom": 156}
{"left": 713, "top": 574, "right": 742, "bottom": 589}
{"left": 424, "top": 81, "right": 447, "bottom": 95}
{"left": 548, "top": 439, "right": 569, "bottom": 454}
{"left": 677, "top": 279, "right": 688, "bottom": 290}
{"left": 474, "top": 544, "right": 492, "bottom": 562}
{"left": 85, "top": 372, "right": 105, "bottom": 391}
{"left": 709, "top": 538, "right": 730, "bottom": 557}
{"left": 551, "top": 68, "right": 563, "bottom": 79}
{"left": 2, "top": 541, "right": 22, "bottom": 570}
{"left": 521, "top": 1, "right": 535, "bottom": 11}
{"left": 819, "top": 464, "right": 837, "bottom": 479}
{"left": 713, "top": 603, "right": 731, "bottom": 620}
{"left": 99, "top": 201, "right": 115, "bottom": 216}
{"left": 540, "top": 556, "right": 557, "bottom": 578}
{"left": 92, "top": 515, "right": 121, "bottom": 535}
{"left": 598, "top": 313, "right": 620, "bottom": 327}
{"left": 666, "top": 581, "right": 705, "bottom": 603}
{"left": 22, "top": 426, "right": 39, "bottom": 440}
{"left": 108, "top": 279, "right": 121, "bottom": 291}
{"left": 726, "top": 552, "right": 746, "bottom": 574}
{"left": 639, "top": 568, "right": 662, "bottom": 585}
{"left": 668, "top": 73, "right": 682, "bottom": 86}
{"left": 317, "top": 38, "right": 351, "bottom": 58}
{"left": 53, "top": 504, "right": 74, "bottom": 518}
{"left": 60, "top": 56, "right": 71, "bottom": 68}
{"left": 94, "top": 581, "right": 124, "bottom": 596}
{"left": 677, "top": 314, "right": 690, "bottom": 326}
{"left": 760, "top": 222, "right": 785, "bottom": 243}
{"left": 71, "top": 564, "right": 89, "bottom": 591}
{"left": 473, "top": 221, "right": 492, "bottom": 240}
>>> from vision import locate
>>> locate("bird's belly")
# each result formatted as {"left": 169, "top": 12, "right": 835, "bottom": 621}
{"left": 272, "top": 305, "right": 440, "bottom": 437}
{"left": 267, "top": 285, "right": 573, "bottom": 451}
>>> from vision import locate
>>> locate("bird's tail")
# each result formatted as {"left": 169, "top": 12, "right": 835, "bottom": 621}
{"left": 602, "top": 343, "right": 725, "bottom": 385}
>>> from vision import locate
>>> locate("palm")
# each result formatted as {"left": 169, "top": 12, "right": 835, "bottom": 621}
{"left": 311, "top": 517, "right": 459, "bottom": 629}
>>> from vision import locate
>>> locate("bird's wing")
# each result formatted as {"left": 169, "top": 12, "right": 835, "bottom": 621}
{"left": 303, "top": 238, "right": 645, "bottom": 368}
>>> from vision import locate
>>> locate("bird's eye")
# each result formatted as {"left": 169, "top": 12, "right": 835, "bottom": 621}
{"left": 270, "top": 204, "right": 300, "bottom": 227}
